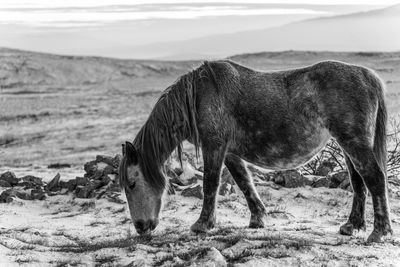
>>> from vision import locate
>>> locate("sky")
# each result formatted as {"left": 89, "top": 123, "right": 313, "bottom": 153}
{"left": 0, "top": 0, "right": 399, "bottom": 27}
{"left": 0, "top": 0, "right": 399, "bottom": 58}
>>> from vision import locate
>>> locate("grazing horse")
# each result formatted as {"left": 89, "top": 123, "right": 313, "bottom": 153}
{"left": 119, "top": 60, "right": 392, "bottom": 242}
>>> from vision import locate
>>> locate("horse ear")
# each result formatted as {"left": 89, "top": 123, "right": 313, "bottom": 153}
{"left": 125, "top": 141, "right": 138, "bottom": 165}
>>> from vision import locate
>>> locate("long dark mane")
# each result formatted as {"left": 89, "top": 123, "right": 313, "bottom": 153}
{"left": 121, "top": 62, "right": 216, "bottom": 190}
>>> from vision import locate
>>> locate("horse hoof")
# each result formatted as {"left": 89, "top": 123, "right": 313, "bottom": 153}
{"left": 367, "top": 231, "right": 383, "bottom": 243}
{"left": 249, "top": 214, "right": 267, "bottom": 229}
{"left": 190, "top": 220, "right": 214, "bottom": 233}
{"left": 339, "top": 222, "right": 354, "bottom": 236}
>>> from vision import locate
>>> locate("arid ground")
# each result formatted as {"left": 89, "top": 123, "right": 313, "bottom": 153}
{"left": 1, "top": 48, "right": 400, "bottom": 266}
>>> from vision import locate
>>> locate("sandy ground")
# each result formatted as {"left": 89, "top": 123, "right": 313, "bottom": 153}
{"left": 1, "top": 174, "right": 400, "bottom": 266}
{"left": 1, "top": 49, "right": 400, "bottom": 266}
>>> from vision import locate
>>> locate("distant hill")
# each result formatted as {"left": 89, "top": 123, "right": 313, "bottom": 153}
{"left": 130, "top": 4, "right": 400, "bottom": 60}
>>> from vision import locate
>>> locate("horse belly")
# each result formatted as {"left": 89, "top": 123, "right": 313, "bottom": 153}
{"left": 235, "top": 127, "right": 331, "bottom": 170}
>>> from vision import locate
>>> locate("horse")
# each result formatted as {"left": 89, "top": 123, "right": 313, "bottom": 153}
{"left": 119, "top": 59, "right": 392, "bottom": 243}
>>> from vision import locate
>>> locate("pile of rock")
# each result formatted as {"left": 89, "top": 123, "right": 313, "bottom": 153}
{"left": 0, "top": 171, "right": 50, "bottom": 203}
{"left": 247, "top": 165, "right": 351, "bottom": 191}
{"left": 0, "top": 154, "right": 351, "bottom": 204}
{"left": 0, "top": 154, "right": 122, "bottom": 203}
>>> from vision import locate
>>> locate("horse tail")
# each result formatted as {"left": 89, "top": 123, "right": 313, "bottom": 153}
{"left": 373, "top": 77, "right": 388, "bottom": 175}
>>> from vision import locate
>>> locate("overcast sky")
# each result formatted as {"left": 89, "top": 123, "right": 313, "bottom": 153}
{"left": 0, "top": 0, "right": 399, "bottom": 58}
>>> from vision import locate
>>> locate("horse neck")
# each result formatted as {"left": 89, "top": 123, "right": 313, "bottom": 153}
{"left": 136, "top": 96, "right": 190, "bottom": 166}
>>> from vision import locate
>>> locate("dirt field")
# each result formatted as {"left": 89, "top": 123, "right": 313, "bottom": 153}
{"left": 1, "top": 49, "right": 400, "bottom": 266}
{"left": 1, "top": 171, "right": 400, "bottom": 266}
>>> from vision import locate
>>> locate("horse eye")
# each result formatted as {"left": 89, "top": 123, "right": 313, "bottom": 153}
{"left": 128, "top": 182, "right": 136, "bottom": 190}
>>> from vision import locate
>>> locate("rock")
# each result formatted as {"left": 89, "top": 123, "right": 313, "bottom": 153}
{"left": 274, "top": 170, "right": 309, "bottom": 188}
{"left": 59, "top": 179, "right": 77, "bottom": 191}
{"left": 76, "top": 177, "right": 89, "bottom": 186}
{"left": 31, "top": 189, "right": 46, "bottom": 200}
{"left": 165, "top": 165, "right": 180, "bottom": 180}
{"left": 84, "top": 161, "right": 98, "bottom": 177}
{"left": 195, "top": 247, "right": 227, "bottom": 267}
{"left": 173, "top": 167, "right": 183, "bottom": 177}
{"left": 339, "top": 179, "right": 352, "bottom": 192}
{"left": 0, "top": 189, "right": 16, "bottom": 203}
{"left": 303, "top": 175, "right": 320, "bottom": 185}
{"left": 273, "top": 172, "right": 285, "bottom": 185}
{"left": 21, "top": 175, "right": 43, "bottom": 186}
{"left": 16, "top": 191, "right": 33, "bottom": 200}
{"left": 103, "top": 165, "right": 116, "bottom": 176}
{"left": 197, "top": 166, "right": 204, "bottom": 172}
{"left": 0, "top": 171, "right": 19, "bottom": 186}
{"left": 221, "top": 168, "right": 235, "bottom": 185}
{"left": 328, "top": 171, "right": 349, "bottom": 188}
{"left": 219, "top": 182, "right": 235, "bottom": 196}
{"left": 222, "top": 239, "right": 263, "bottom": 259}
{"left": 95, "top": 155, "right": 115, "bottom": 166}
{"left": 313, "top": 177, "right": 330, "bottom": 188}
{"left": 47, "top": 163, "right": 71, "bottom": 169}
{"left": 75, "top": 185, "right": 95, "bottom": 198}
{"left": 247, "top": 165, "right": 274, "bottom": 181}
{"left": 168, "top": 183, "right": 175, "bottom": 195}
{"left": 46, "top": 173, "right": 61, "bottom": 192}
{"left": 315, "top": 159, "right": 337, "bottom": 176}
{"left": 96, "top": 154, "right": 122, "bottom": 168}
{"left": 0, "top": 180, "right": 12, "bottom": 187}
{"left": 92, "top": 175, "right": 111, "bottom": 189}
{"left": 182, "top": 184, "right": 203, "bottom": 199}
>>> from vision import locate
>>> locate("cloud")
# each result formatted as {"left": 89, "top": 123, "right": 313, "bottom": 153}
{"left": 0, "top": 4, "right": 330, "bottom": 27}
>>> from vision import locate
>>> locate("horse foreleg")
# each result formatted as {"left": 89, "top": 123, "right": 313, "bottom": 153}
{"left": 190, "top": 144, "right": 226, "bottom": 233}
{"left": 225, "top": 153, "right": 267, "bottom": 228}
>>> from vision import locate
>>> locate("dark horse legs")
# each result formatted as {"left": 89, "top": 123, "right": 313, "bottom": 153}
{"left": 338, "top": 142, "right": 392, "bottom": 242}
{"left": 340, "top": 155, "right": 367, "bottom": 235}
{"left": 191, "top": 144, "right": 226, "bottom": 233}
{"left": 225, "top": 154, "right": 267, "bottom": 228}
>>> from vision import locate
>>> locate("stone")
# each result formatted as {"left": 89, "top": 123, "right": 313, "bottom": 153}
{"left": 59, "top": 179, "right": 77, "bottom": 191}
{"left": 84, "top": 161, "right": 98, "bottom": 177}
{"left": 313, "top": 177, "right": 330, "bottom": 188}
{"left": 47, "top": 163, "right": 71, "bottom": 169}
{"left": 173, "top": 167, "right": 183, "bottom": 177}
{"left": 21, "top": 175, "right": 43, "bottom": 186}
{"left": 328, "top": 171, "right": 349, "bottom": 188}
{"left": 181, "top": 184, "right": 203, "bottom": 199}
{"left": 103, "top": 165, "right": 116, "bottom": 176}
{"left": 76, "top": 177, "right": 89, "bottom": 186}
{"left": 221, "top": 168, "right": 235, "bottom": 185}
{"left": 92, "top": 175, "right": 111, "bottom": 189}
{"left": 31, "top": 189, "right": 46, "bottom": 200}
{"left": 0, "top": 180, "right": 12, "bottom": 187}
{"left": 339, "top": 179, "right": 352, "bottom": 191}
{"left": 95, "top": 155, "right": 115, "bottom": 165}
{"left": 274, "top": 170, "right": 308, "bottom": 188}
{"left": 0, "top": 189, "right": 16, "bottom": 203}
{"left": 16, "top": 191, "right": 33, "bottom": 200}
{"left": 219, "top": 182, "right": 235, "bottom": 196}
{"left": 315, "top": 159, "right": 337, "bottom": 176}
{"left": 195, "top": 247, "right": 227, "bottom": 267}
{"left": 168, "top": 182, "right": 175, "bottom": 195}
{"left": 75, "top": 185, "right": 95, "bottom": 198}
{"left": 46, "top": 173, "right": 61, "bottom": 192}
{"left": 247, "top": 165, "right": 274, "bottom": 181}
{"left": 0, "top": 171, "right": 19, "bottom": 186}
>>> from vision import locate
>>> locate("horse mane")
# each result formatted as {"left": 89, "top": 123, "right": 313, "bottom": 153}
{"left": 122, "top": 62, "right": 217, "bottom": 191}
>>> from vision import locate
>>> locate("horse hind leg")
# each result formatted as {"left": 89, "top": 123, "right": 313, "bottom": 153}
{"left": 337, "top": 140, "right": 392, "bottom": 242}
{"left": 339, "top": 155, "right": 367, "bottom": 235}
{"left": 224, "top": 154, "right": 267, "bottom": 228}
